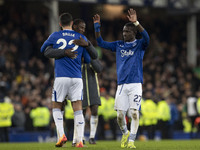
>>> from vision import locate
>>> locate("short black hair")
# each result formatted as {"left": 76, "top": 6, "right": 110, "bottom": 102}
{"left": 59, "top": 13, "right": 73, "bottom": 27}
{"left": 124, "top": 22, "right": 137, "bottom": 35}
{"left": 73, "top": 19, "right": 85, "bottom": 26}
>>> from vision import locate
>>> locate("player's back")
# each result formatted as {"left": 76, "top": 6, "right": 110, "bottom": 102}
{"left": 50, "top": 29, "right": 89, "bottom": 78}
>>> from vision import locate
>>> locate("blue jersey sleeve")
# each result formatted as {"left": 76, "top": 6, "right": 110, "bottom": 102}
{"left": 80, "top": 34, "right": 90, "bottom": 63}
{"left": 81, "top": 34, "right": 88, "bottom": 42}
{"left": 40, "top": 32, "right": 57, "bottom": 53}
{"left": 78, "top": 34, "right": 90, "bottom": 63}
{"left": 140, "top": 30, "right": 150, "bottom": 50}
{"left": 83, "top": 48, "right": 91, "bottom": 63}
{"left": 96, "top": 36, "right": 118, "bottom": 52}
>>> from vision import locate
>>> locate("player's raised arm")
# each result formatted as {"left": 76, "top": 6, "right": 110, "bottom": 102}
{"left": 127, "top": 8, "right": 144, "bottom": 33}
{"left": 93, "top": 14, "right": 101, "bottom": 38}
{"left": 127, "top": 8, "right": 149, "bottom": 48}
{"left": 93, "top": 14, "right": 118, "bottom": 51}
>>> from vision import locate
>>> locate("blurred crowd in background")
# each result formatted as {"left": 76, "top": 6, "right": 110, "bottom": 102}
{"left": 1, "top": 1, "right": 200, "bottom": 142}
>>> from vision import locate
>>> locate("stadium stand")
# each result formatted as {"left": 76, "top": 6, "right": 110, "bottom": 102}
{"left": 0, "top": 0, "right": 200, "bottom": 142}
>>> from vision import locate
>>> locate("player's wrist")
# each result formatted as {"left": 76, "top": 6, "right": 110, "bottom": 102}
{"left": 82, "top": 42, "right": 89, "bottom": 47}
{"left": 87, "top": 41, "right": 90, "bottom": 47}
{"left": 133, "top": 21, "right": 139, "bottom": 26}
{"left": 94, "top": 22, "right": 101, "bottom": 32}
{"left": 64, "top": 49, "right": 69, "bottom": 56}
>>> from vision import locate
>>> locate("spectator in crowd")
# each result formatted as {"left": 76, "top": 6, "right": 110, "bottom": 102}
{"left": 186, "top": 91, "right": 199, "bottom": 138}
{"left": 167, "top": 96, "right": 179, "bottom": 139}
{"left": 12, "top": 102, "right": 26, "bottom": 128}
{"left": 157, "top": 97, "right": 171, "bottom": 139}
{"left": 0, "top": 98, "right": 14, "bottom": 142}
{"left": 1, "top": 2, "right": 200, "bottom": 142}
{"left": 64, "top": 100, "right": 74, "bottom": 141}
{"left": 98, "top": 90, "right": 117, "bottom": 140}
{"left": 30, "top": 102, "right": 50, "bottom": 131}
{"left": 141, "top": 91, "right": 157, "bottom": 140}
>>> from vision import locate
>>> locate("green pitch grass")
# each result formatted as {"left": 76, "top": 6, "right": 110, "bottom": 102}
{"left": 0, "top": 140, "right": 200, "bottom": 150}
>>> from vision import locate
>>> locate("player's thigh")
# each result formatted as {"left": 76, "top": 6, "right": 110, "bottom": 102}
{"left": 68, "top": 78, "right": 83, "bottom": 102}
{"left": 114, "top": 84, "right": 129, "bottom": 111}
{"left": 52, "top": 77, "right": 69, "bottom": 103}
{"left": 128, "top": 83, "right": 142, "bottom": 110}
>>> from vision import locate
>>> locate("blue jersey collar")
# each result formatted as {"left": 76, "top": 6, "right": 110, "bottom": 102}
{"left": 63, "top": 29, "right": 73, "bottom": 31}
{"left": 125, "top": 39, "right": 137, "bottom": 44}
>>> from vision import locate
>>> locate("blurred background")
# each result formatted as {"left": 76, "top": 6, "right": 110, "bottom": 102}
{"left": 0, "top": 0, "right": 200, "bottom": 142}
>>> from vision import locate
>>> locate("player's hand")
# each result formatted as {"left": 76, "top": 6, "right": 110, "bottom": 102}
{"left": 65, "top": 48, "right": 78, "bottom": 59}
{"left": 93, "top": 14, "right": 101, "bottom": 24}
{"left": 127, "top": 8, "right": 137, "bottom": 23}
{"left": 73, "top": 36, "right": 89, "bottom": 47}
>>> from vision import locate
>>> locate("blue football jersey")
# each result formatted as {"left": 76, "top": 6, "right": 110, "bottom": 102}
{"left": 97, "top": 30, "right": 149, "bottom": 85}
{"left": 41, "top": 29, "right": 91, "bottom": 78}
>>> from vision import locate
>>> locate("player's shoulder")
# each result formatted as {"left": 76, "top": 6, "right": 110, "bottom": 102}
{"left": 48, "top": 31, "right": 60, "bottom": 39}
{"left": 117, "top": 40, "right": 123, "bottom": 44}
{"left": 52, "top": 31, "right": 60, "bottom": 36}
{"left": 81, "top": 34, "right": 87, "bottom": 41}
{"left": 116, "top": 40, "right": 124, "bottom": 45}
{"left": 74, "top": 31, "right": 87, "bottom": 41}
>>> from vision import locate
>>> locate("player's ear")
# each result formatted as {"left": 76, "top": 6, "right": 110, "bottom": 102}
{"left": 70, "top": 21, "right": 73, "bottom": 27}
{"left": 59, "top": 22, "right": 62, "bottom": 28}
{"left": 73, "top": 24, "right": 77, "bottom": 30}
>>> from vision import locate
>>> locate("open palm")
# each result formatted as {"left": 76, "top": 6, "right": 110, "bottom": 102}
{"left": 127, "top": 8, "right": 137, "bottom": 23}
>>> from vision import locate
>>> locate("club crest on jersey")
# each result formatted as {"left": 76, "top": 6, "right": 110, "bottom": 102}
{"left": 132, "top": 42, "right": 137, "bottom": 47}
{"left": 121, "top": 50, "right": 134, "bottom": 57}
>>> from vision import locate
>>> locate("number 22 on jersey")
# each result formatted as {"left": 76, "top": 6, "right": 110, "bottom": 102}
{"left": 57, "top": 38, "right": 79, "bottom": 51}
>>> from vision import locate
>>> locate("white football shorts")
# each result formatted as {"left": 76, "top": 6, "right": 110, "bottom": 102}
{"left": 114, "top": 83, "right": 142, "bottom": 111}
{"left": 52, "top": 77, "right": 83, "bottom": 102}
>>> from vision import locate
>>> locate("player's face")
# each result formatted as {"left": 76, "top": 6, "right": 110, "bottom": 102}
{"left": 76, "top": 22, "right": 86, "bottom": 34}
{"left": 123, "top": 26, "right": 135, "bottom": 42}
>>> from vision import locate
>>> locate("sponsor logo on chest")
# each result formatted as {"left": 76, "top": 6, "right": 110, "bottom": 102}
{"left": 120, "top": 50, "right": 134, "bottom": 57}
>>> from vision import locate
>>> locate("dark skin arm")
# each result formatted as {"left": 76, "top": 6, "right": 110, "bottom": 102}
{"left": 93, "top": 14, "right": 101, "bottom": 39}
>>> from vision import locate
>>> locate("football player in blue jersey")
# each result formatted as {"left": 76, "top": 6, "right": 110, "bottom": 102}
{"left": 41, "top": 13, "right": 91, "bottom": 147}
{"left": 43, "top": 19, "right": 103, "bottom": 146}
{"left": 93, "top": 8, "right": 150, "bottom": 148}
